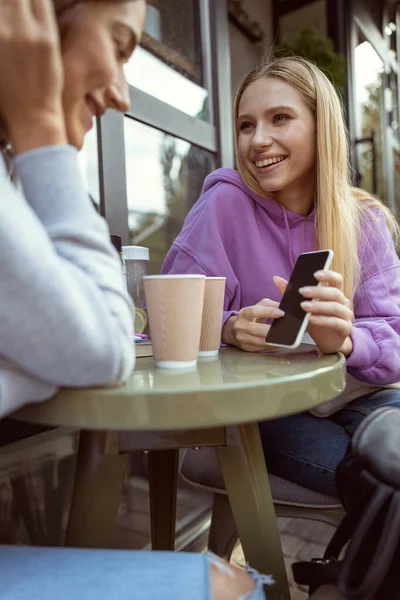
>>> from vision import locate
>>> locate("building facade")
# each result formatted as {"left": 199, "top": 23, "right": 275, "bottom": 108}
{"left": 275, "top": 0, "right": 400, "bottom": 215}
{"left": 78, "top": 0, "right": 400, "bottom": 275}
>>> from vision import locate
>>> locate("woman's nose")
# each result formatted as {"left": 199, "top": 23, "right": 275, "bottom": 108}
{"left": 105, "top": 72, "right": 130, "bottom": 113}
{"left": 252, "top": 125, "right": 273, "bottom": 150}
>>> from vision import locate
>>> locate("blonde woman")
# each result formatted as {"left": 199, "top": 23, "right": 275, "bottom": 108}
{"left": 0, "top": 1, "right": 267, "bottom": 598}
{"left": 163, "top": 56, "right": 400, "bottom": 496}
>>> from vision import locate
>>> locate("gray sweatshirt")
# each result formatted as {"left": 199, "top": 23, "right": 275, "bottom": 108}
{"left": 0, "top": 145, "right": 135, "bottom": 418}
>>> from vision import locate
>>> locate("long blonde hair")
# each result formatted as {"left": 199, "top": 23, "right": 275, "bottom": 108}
{"left": 233, "top": 56, "right": 399, "bottom": 300}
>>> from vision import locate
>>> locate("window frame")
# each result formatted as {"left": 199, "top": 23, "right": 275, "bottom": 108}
{"left": 349, "top": 0, "right": 400, "bottom": 212}
{"left": 94, "top": 0, "right": 233, "bottom": 243}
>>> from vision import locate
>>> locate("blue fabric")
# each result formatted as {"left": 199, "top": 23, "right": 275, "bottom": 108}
{"left": 259, "top": 389, "right": 400, "bottom": 496}
{"left": 0, "top": 547, "right": 267, "bottom": 600}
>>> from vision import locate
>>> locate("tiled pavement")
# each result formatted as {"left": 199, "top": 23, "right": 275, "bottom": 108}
{"left": 117, "top": 475, "right": 336, "bottom": 600}
{"left": 231, "top": 517, "right": 335, "bottom": 599}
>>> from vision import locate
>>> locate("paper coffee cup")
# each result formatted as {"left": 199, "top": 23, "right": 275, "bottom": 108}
{"left": 199, "top": 277, "right": 226, "bottom": 357}
{"left": 144, "top": 274, "right": 205, "bottom": 369}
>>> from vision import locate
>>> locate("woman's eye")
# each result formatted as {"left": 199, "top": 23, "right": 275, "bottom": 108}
{"left": 239, "top": 121, "right": 254, "bottom": 131}
{"left": 273, "top": 114, "right": 290, "bottom": 123}
{"left": 115, "top": 41, "right": 129, "bottom": 62}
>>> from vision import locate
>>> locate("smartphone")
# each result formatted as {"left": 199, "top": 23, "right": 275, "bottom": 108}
{"left": 265, "top": 250, "right": 334, "bottom": 349}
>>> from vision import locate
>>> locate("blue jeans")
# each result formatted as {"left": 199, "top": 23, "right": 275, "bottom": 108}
{"left": 259, "top": 389, "right": 400, "bottom": 496}
{"left": 0, "top": 547, "right": 270, "bottom": 600}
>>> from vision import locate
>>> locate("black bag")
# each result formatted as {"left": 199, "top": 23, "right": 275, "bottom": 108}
{"left": 292, "top": 407, "right": 400, "bottom": 599}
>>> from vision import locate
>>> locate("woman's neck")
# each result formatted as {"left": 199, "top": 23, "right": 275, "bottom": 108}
{"left": 273, "top": 176, "right": 315, "bottom": 216}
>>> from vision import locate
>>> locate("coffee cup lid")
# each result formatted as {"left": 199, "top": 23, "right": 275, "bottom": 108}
{"left": 122, "top": 246, "right": 150, "bottom": 261}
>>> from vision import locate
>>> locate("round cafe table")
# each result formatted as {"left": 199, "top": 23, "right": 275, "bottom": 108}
{"left": 14, "top": 345, "right": 346, "bottom": 600}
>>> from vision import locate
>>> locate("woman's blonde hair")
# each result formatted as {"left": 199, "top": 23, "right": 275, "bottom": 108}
{"left": 233, "top": 55, "right": 399, "bottom": 300}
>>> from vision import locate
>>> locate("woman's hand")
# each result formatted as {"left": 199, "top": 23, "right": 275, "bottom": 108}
{"left": 274, "top": 271, "right": 354, "bottom": 356}
{"left": 221, "top": 299, "right": 284, "bottom": 352}
{"left": 0, "top": 0, "right": 66, "bottom": 152}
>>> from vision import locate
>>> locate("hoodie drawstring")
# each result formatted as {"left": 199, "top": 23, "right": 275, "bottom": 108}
{"left": 281, "top": 204, "right": 297, "bottom": 269}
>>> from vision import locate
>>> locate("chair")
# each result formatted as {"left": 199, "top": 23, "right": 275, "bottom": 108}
{"left": 181, "top": 446, "right": 344, "bottom": 560}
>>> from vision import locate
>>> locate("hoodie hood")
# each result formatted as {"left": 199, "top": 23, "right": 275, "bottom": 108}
{"left": 202, "top": 168, "right": 315, "bottom": 268}
{"left": 202, "top": 168, "right": 315, "bottom": 227}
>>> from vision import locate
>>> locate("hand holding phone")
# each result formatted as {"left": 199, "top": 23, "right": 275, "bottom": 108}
{"left": 265, "top": 250, "right": 334, "bottom": 349}
{"left": 221, "top": 298, "right": 285, "bottom": 352}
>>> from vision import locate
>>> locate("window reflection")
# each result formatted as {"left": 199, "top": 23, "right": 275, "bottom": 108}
{"left": 78, "top": 121, "right": 100, "bottom": 207}
{"left": 385, "top": 11, "right": 397, "bottom": 57}
{"left": 124, "top": 119, "right": 215, "bottom": 274}
{"left": 354, "top": 37, "right": 386, "bottom": 203}
{"left": 125, "top": 48, "right": 208, "bottom": 119}
{"left": 125, "top": 0, "right": 209, "bottom": 121}
{"left": 142, "top": 0, "right": 201, "bottom": 82}
{"left": 388, "top": 71, "right": 399, "bottom": 132}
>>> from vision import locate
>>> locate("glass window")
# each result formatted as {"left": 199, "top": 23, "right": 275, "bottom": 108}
{"left": 125, "top": 0, "right": 209, "bottom": 120}
{"left": 354, "top": 34, "right": 386, "bottom": 203}
{"left": 143, "top": 0, "right": 201, "bottom": 80}
{"left": 124, "top": 118, "right": 215, "bottom": 274}
{"left": 388, "top": 71, "right": 399, "bottom": 134}
{"left": 362, "top": 0, "right": 383, "bottom": 31}
{"left": 385, "top": 7, "right": 397, "bottom": 56}
{"left": 125, "top": 48, "right": 208, "bottom": 119}
{"left": 78, "top": 121, "right": 100, "bottom": 207}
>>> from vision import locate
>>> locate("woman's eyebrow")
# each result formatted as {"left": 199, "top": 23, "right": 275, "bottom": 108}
{"left": 264, "top": 105, "right": 296, "bottom": 114}
{"left": 238, "top": 105, "right": 296, "bottom": 120}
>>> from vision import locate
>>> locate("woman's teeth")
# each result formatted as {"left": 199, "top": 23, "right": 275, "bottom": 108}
{"left": 255, "top": 157, "right": 285, "bottom": 168}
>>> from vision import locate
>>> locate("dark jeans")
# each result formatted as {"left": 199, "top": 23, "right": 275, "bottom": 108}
{"left": 259, "top": 389, "right": 400, "bottom": 496}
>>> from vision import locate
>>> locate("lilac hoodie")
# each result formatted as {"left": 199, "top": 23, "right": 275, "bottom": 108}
{"left": 162, "top": 168, "right": 400, "bottom": 386}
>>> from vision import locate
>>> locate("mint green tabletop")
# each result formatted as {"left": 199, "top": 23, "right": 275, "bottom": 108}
{"left": 14, "top": 346, "right": 346, "bottom": 431}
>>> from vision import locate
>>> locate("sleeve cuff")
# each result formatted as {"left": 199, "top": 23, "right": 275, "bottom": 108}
{"left": 222, "top": 310, "right": 238, "bottom": 328}
{"left": 346, "top": 326, "right": 380, "bottom": 370}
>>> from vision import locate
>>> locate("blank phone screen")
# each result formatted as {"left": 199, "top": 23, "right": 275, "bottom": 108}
{"left": 266, "top": 251, "right": 331, "bottom": 347}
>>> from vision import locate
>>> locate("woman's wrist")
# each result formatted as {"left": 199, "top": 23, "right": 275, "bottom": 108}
{"left": 8, "top": 113, "right": 67, "bottom": 154}
{"left": 221, "top": 316, "right": 237, "bottom": 346}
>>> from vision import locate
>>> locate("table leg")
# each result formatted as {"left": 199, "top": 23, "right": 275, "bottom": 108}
{"left": 65, "top": 431, "right": 128, "bottom": 548}
{"left": 217, "top": 423, "right": 290, "bottom": 600}
{"left": 148, "top": 449, "right": 179, "bottom": 551}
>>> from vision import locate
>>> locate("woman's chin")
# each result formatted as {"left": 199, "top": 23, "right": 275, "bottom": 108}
{"left": 75, "top": 137, "right": 85, "bottom": 151}
{"left": 66, "top": 123, "right": 86, "bottom": 151}
{"left": 256, "top": 179, "right": 283, "bottom": 196}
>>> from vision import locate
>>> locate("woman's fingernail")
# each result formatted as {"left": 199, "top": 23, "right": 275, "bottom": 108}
{"left": 299, "top": 287, "right": 312, "bottom": 294}
{"left": 301, "top": 301, "right": 311, "bottom": 308}
{"left": 272, "top": 308, "right": 285, "bottom": 317}
{"left": 314, "top": 271, "right": 325, "bottom": 278}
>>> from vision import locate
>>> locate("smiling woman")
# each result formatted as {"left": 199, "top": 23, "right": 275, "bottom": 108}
{"left": 162, "top": 55, "right": 400, "bottom": 498}
{"left": 0, "top": 0, "right": 146, "bottom": 152}
{"left": 54, "top": 0, "right": 146, "bottom": 149}
{"left": 236, "top": 82, "right": 316, "bottom": 217}
{"left": 0, "top": 0, "right": 148, "bottom": 402}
